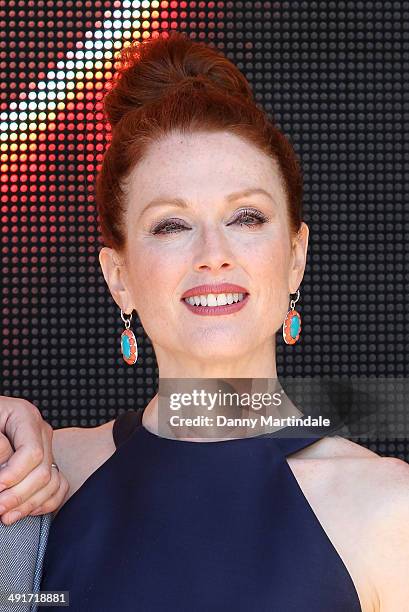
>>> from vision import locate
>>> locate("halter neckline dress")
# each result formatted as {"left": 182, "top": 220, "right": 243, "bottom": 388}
{"left": 40, "top": 407, "right": 362, "bottom": 611}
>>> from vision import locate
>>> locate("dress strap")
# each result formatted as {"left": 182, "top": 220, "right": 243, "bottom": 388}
{"left": 112, "top": 408, "right": 144, "bottom": 448}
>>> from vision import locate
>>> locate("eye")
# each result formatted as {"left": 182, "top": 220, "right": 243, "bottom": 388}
{"left": 150, "top": 207, "right": 270, "bottom": 236}
{"left": 228, "top": 208, "right": 270, "bottom": 228}
{"left": 151, "top": 219, "right": 191, "bottom": 235}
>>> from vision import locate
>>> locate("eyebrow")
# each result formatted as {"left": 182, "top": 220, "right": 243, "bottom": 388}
{"left": 139, "top": 187, "right": 276, "bottom": 217}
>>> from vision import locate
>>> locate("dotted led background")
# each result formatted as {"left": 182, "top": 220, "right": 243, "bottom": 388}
{"left": 1, "top": 1, "right": 408, "bottom": 460}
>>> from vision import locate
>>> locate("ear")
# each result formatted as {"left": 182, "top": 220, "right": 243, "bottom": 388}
{"left": 98, "top": 247, "right": 135, "bottom": 314}
{"left": 288, "top": 222, "right": 309, "bottom": 293}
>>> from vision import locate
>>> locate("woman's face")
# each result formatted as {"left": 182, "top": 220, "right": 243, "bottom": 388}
{"left": 100, "top": 130, "right": 308, "bottom": 374}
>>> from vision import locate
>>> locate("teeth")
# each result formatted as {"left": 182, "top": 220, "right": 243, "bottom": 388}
{"left": 207, "top": 294, "right": 218, "bottom": 307}
{"left": 184, "top": 292, "right": 246, "bottom": 307}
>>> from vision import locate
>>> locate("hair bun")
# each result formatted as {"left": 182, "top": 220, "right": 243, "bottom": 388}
{"left": 104, "top": 32, "right": 255, "bottom": 129}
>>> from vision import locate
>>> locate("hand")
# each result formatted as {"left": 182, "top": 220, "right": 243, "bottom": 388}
{"left": 0, "top": 396, "right": 69, "bottom": 524}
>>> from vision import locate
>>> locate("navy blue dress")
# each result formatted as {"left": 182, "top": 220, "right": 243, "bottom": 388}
{"left": 41, "top": 408, "right": 362, "bottom": 611}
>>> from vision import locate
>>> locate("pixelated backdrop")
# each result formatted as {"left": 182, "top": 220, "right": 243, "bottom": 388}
{"left": 1, "top": 2, "right": 408, "bottom": 459}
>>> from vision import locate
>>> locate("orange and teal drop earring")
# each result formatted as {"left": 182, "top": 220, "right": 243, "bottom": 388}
{"left": 282, "top": 289, "right": 302, "bottom": 345}
{"left": 120, "top": 309, "right": 138, "bottom": 365}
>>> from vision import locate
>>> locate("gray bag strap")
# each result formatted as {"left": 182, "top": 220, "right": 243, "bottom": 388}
{"left": 0, "top": 513, "right": 52, "bottom": 612}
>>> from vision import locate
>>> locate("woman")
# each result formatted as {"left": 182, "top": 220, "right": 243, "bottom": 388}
{"left": 3, "top": 32, "right": 409, "bottom": 611}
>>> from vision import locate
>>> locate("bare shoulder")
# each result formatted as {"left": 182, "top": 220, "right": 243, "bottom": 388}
{"left": 296, "top": 433, "right": 382, "bottom": 460}
{"left": 291, "top": 435, "right": 409, "bottom": 611}
{"left": 300, "top": 433, "right": 409, "bottom": 510}
{"left": 52, "top": 419, "right": 117, "bottom": 507}
{"left": 298, "top": 436, "right": 409, "bottom": 611}
{"left": 362, "top": 454, "right": 409, "bottom": 611}
{"left": 308, "top": 435, "right": 409, "bottom": 512}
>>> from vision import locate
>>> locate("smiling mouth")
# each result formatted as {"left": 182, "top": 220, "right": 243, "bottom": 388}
{"left": 181, "top": 292, "right": 250, "bottom": 316}
{"left": 182, "top": 292, "right": 248, "bottom": 307}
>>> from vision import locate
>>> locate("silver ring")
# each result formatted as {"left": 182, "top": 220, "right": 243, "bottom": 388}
{"left": 51, "top": 462, "right": 59, "bottom": 472}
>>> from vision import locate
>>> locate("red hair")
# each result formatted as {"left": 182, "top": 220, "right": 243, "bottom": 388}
{"left": 96, "top": 32, "right": 303, "bottom": 251}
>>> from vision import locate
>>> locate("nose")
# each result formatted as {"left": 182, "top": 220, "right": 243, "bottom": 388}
{"left": 192, "top": 224, "right": 235, "bottom": 273}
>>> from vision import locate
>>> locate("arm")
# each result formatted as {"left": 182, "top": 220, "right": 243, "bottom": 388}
{"left": 0, "top": 396, "right": 116, "bottom": 523}
{"left": 0, "top": 396, "right": 69, "bottom": 524}
{"left": 51, "top": 419, "right": 116, "bottom": 506}
{"left": 367, "top": 458, "right": 409, "bottom": 611}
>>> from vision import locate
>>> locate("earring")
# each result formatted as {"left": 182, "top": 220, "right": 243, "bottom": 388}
{"left": 120, "top": 309, "right": 138, "bottom": 365}
{"left": 282, "top": 289, "right": 302, "bottom": 345}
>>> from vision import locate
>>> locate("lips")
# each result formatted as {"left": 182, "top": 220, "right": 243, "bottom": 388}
{"left": 181, "top": 283, "right": 249, "bottom": 300}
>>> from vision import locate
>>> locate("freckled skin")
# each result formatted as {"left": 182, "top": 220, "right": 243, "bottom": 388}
{"left": 99, "top": 130, "right": 309, "bottom": 378}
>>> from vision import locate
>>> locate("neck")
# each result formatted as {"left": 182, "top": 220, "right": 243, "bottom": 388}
{"left": 142, "top": 377, "right": 305, "bottom": 441}
{"left": 152, "top": 337, "right": 280, "bottom": 378}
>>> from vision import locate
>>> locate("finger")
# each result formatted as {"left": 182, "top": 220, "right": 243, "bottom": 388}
{"left": 30, "top": 473, "right": 70, "bottom": 516}
{"left": 1, "top": 468, "right": 64, "bottom": 524}
{"left": 0, "top": 461, "right": 52, "bottom": 516}
{"left": 40, "top": 416, "right": 54, "bottom": 469}
{"left": 0, "top": 416, "right": 49, "bottom": 492}
{"left": 0, "top": 432, "right": 13, "bottom": 465}
{"left": 0, "top": 422, "right": 55, "bottom": 511}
